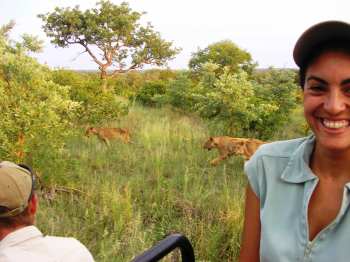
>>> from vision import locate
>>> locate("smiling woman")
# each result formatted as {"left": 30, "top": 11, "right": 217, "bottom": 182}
{"left": 303, "top": 51, "right": 350, "bottom": 153}
{"left": 239, "top": 21, "right": 350, "bottom": 262}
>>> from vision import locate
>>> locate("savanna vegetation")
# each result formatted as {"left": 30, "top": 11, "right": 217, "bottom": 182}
{"left": 1, "top": 1, "right": 308, "bottom": 261}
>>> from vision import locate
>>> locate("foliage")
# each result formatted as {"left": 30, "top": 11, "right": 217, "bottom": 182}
{"left": 162, "top": 72, "right": 196, "bottom": 111}
{"left": 0, "top": 21, "right": 44, "bottom": 54}
{"left": 135, "top": 80, "right": 167, "bottom": 106}
{"left": 39, "top": 1, "right": 180, "bottom": 90}
{"left": 192, "top": 64, "right": 276, "bottom": 135}
{"left": 0, "top": 29, "right": 80, "bottom": 169}
{"left": 133, "top": 71, "right": 195, "bottom": 110}
{"left": 250, "top": 68, "right": 299, "bottom": 138}
{"left": 142, "top": 68, "right": 178, "bottom": 81}
{"left": 112, "top": 69, "right": 178, "bottom": 98}
{"left": 0, "top": 20, "right": 15, "bottom": 39}
{"left": 51, "top": 69, "right": 129, "bottom": 125}
{"left": 113, "top": 71, "right": 145, "bottom": 98}
{"left": 20, "top": 34, "right": 44, "bottom": 53}
{"left": 156, "top": 64, "right": 299, "bottom": 139}
{"left": 189, "top": 40, "right": 257, "bottom": 79}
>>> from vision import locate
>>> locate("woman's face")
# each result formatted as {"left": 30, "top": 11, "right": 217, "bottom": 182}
{"left": 303, "top": 50, "right": 350, "bottom": 153}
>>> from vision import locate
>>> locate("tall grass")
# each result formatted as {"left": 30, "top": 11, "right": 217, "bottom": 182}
{"left": 35, "top": 105, "right": 304, "bottom": 261}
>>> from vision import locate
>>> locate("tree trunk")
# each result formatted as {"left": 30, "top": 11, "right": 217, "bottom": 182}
{"left": 100, "top": 69, "right": 108, "bottom": 93}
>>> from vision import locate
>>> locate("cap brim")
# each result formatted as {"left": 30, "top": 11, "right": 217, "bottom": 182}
{"left": 293, "top": 21, "right": 350, "bottom": 67}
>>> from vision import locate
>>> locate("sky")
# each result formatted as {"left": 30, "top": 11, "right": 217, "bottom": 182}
{"left": 1, "top": 0, "right": 348, "bottom": 70}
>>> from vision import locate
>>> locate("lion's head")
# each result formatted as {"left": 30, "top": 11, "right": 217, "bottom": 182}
{"left": 85, "top": 127, "right": 97, "bottom": 137}
{"left": 203, "top": 137, "right": 217, "bottom": 150}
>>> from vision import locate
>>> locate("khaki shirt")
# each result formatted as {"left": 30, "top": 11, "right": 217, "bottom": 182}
{"left": 0, "top": 226, "right": 94, "bottom": 262}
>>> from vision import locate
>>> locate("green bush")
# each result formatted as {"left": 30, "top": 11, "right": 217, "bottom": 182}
{"left": 52, "top": 69, "right": 129, "bottom": 125}
{"left": 163, "top": 72, "right": 195, "bottom": 111}
{"left": 250, "top": 68, "right": 299, "bottom": 139}
{"left": 191, "top": 64, "right": 263, "bottom": 135}
{"left": 113, "top": 71, "right": 145, "bottom": 98}
{"left": 0, "top": 33, "right": 80, "bottom": 175}
{"left": 183, "top": 64, "right": 299, "bottom": 139}
{"left": 135, "top": 80, "right": 167, "bottom": 106}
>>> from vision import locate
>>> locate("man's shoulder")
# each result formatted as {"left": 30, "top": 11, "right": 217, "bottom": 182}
{"left": 44, "top": 235, "right": 83, "bottom": 245}
{"left": 43, "top": 235, "right": 94, "bottom": 261}
{"left": 0, "top": 233, "right": 94, "bottom": 262}
{"left": 0, "top": 246, "right": 55, "bottom": 262}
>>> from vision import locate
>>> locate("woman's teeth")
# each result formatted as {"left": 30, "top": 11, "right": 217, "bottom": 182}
{"left": 322, "top": 119, "right": 349, "bottom": 129}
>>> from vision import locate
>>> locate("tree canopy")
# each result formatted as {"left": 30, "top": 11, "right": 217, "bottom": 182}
{"left": 38, "top": 0, "right": 180, "bottom": 90}
{"left": 189, "top": 40, "right": 257, "bottom": 78}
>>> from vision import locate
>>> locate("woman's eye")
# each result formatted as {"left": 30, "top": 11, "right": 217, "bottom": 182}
{"left": 309, "top": 85, "right": 325, "bottom": 92}
{"left": 344, "top": 88, "right": 350, "bottom": 95}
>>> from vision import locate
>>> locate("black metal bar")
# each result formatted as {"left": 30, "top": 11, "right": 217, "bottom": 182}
{"left": 131, "top": 233, "right": 195, "bottom": 262}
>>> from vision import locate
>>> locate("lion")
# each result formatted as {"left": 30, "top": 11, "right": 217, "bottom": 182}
{"left": 85, "top": 127, "right": 131, "bottom": 146}
{"left": 203, "top": 136, "right": 266, "bottom": 165}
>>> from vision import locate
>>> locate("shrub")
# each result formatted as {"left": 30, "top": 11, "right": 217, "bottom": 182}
{"left": 0, "top": 33, "right": 80, "bottom": 173}
{"left": 163, "top": 72, "right": 195, "bottom": 111}
{"left": 250, "top": 68, "right": 299, "bottom": 139}
{"left": 52, "top": 69, "right": 129, "bottom": 125}
{"left": 135, "top": 80, "right": 167, "bottom": 106}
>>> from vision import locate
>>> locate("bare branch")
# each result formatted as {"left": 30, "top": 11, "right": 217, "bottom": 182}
{"left": 80, "top": 42, "right": 103, "bottom": 67}
{"left": 110, "top": 63, "right": 141, "bottom": 76}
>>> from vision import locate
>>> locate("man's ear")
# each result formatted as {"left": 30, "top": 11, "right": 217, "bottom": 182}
{"left": 28, "top": 193, "right": 38, "bottom": 215}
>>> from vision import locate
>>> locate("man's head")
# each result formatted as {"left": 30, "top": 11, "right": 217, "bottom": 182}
{"left": 0, "top": 161, "right": 37, "bottom": 228}
{"left": 293, "top": 21, "right": 350, "bottom": 88}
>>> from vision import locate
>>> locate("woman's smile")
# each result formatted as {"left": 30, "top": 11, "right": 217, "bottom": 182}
{"left": 303, "top": 51, "right": 350, "bottom": 152}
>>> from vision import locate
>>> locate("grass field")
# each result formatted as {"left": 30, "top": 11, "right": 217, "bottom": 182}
{"left": 35, "top": 105, "right": 305, "bottom": 261}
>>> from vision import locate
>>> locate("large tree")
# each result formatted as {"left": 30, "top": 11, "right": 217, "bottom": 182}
{"left": 39, "top": 1, "right": 180, "bottom": 91}
{"left": 189, "top": 40, "right": 257, "bottom": 78}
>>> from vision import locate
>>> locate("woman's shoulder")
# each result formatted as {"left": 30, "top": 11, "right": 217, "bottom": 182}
{"left": 254, "top": 136, "right": 311, "bottom": 159}
{"left": 244, "top": 135, "right": 312, "bottom": 179}
{"left": 244, "top": 136, "right": 312, "bottom": 200}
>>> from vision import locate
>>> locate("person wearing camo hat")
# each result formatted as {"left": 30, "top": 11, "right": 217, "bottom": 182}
{"left": 0, "top": 161, "right": 95, "bottom": 262}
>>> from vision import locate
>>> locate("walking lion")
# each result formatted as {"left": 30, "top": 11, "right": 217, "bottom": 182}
{"left": 203, "top": 136, "right": 266, "bottom": 165}
{"left": 85, "top": 127, "right": 131, "bottom": 146}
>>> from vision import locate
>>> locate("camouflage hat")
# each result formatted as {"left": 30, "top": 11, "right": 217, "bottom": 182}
{"left": 293, "top": 20, "right": 350, "bottom": 67}
{"left": 0, "top": 161, "right": 33, "bottom": 218}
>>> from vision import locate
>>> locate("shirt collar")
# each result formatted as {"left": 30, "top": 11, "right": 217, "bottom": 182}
{"left": 0, "top": 225, "right": 42, "bottom": 249}
{"left": 280, "top": 135, "right": 318, "bottom": 183}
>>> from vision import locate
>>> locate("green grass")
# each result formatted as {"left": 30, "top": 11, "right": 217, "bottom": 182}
{"left": 35, "top": 105, "right": 304, "bottom": 261}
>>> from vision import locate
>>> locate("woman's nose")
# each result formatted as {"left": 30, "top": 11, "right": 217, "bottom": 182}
{"left": 323, "top": 90, "right": 347, "bottom": 114}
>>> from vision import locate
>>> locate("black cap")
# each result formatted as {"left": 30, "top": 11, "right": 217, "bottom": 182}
{"left": 293, "top": 20, "right": 350, "bottom": 67}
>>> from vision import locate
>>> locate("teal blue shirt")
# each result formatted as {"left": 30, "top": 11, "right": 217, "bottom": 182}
{"left": 245, "top": 136, "right": 350, "bottom": 262}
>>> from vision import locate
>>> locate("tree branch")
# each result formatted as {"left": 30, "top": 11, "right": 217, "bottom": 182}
{"left": 110, "top": 63, "right": 141, "bottom": 76}
{"left": 80, "top": 41, "right": 103, "bottom": 67}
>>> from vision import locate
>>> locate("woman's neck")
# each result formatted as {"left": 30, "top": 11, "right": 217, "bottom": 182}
{"left": 310, "top": 145, "right": 350, "bottom": 181}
